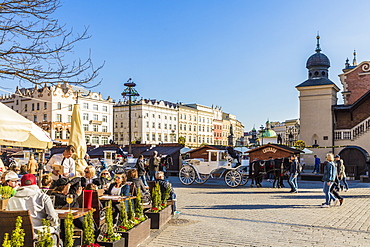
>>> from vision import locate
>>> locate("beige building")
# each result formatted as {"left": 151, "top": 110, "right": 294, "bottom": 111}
{"left": 0, "top": 83, "right": 114, "bottom": 145}
{"left": 113, "top": 99, "right": 178, "bottom": 146}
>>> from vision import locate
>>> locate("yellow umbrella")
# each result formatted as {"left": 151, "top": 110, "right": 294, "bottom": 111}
{"left": 68, "top": 103, "right": 87, "bottom": 177}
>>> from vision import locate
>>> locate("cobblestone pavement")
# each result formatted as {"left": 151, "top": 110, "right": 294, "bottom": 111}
{"left": 141, "top": 177, "right": 370, "bottom": 247}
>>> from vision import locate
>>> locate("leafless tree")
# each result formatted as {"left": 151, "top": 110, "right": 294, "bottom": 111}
{"left": 0, "top": 0, "right": 103, "bottom": 86}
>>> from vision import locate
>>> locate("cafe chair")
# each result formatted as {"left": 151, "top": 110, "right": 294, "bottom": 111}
{"left": 0, "top": 210, "right": 60, "bottom": 247}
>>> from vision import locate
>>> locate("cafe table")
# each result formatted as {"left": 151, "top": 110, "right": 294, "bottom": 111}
{"left": 56, "top": 207, "right": 96, "bottom": 219}
{"left": 98, "top": 195, "right": 136, "bottom": 202}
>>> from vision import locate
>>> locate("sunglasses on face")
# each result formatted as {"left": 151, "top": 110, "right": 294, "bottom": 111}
{"left": 115, "top": 177, "right": 121, "bottom": 179}
{"left": 101, "top": 173, "right": 109, "bottom": 175}
{"left": 84, "top": 170, "right": 89, "bottom": 173}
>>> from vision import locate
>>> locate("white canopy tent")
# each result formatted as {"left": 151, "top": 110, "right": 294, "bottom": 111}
{"left": 0, "top": 102, "right": 52, "bottom": 149}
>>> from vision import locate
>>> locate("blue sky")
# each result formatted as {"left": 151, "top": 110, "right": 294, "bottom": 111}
{"left": 7, "top": 0, "right": 370, "bottom": 130}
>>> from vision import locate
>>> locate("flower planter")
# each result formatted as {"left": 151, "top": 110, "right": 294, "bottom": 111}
{"left": 119, "top": 218, "right": 151, "bottom": 247}
{"left": 97, "top": 237, "right": 125, "bottom": 247}
{"left": 145, "top": 206, "right": 172, "bottom": 229}
{"left": 0, "top": 199, "right": 9, "bottom": 210}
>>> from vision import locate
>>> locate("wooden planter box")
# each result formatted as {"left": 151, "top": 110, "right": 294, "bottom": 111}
{"left": 145, "top": 206, "right": 172, "bottom": 229}
{"left": 97, "top": 237, "right": 125, "bottom": 247}
{"left": 119, "top": 218, "right": 151, "bottom": 247}
{"left": 0, "top": 199, "right": 9, "bottom": 210}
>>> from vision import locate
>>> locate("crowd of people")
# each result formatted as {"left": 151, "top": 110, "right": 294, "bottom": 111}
{"left": 249, "top": 153, "right": 349, "bottom": 208}
{"left": 0, "top": 145, "right": 178, "bottom": 245}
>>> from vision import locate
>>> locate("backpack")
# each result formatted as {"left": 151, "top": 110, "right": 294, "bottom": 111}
{"left": 297, "top": 161, "right": 303, "bottom": 174}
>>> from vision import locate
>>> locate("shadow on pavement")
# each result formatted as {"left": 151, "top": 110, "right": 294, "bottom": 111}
{"left": 184, "top": 204, "right": 314, "bottom": 210}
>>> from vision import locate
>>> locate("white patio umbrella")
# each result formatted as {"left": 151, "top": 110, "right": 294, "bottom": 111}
{"left": 68, "top": 103, "right": 87, "bottom": 176}
{"left": 234, "top": 146, "right": 250, "bottom": 154}
{"left": 0, "top": 102, "right": 52, "bottom": 149}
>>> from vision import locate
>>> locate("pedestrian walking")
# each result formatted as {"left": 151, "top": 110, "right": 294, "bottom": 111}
{"left": 335, "top": 155, "right": 349, "bottom": 191}
{"left": 313, "top": 155, "right": 321, "bottom": 173}
{"left": 148, "top": 151, "right": 160, "bottom": 181}
{"left": 288, "top": 155, "right": 299, "bottom": 193}
{"left": 321, "top": 153, "right": 339, "bottom": 208}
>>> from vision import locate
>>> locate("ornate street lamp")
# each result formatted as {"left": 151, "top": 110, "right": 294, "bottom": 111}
{"left": 121, "top": 78, "right": 139, "bottom": 154}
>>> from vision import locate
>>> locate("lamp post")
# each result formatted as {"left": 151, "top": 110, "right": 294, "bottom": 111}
{"left": 121, "top": 78, "right": 139, "bottom": 155}
{"left": 259, "top": 125, "right": 266, "bottom": 146}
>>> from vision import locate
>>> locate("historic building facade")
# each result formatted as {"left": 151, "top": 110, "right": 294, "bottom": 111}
{"left": 114, "top": 100, "right": 244, "bottom": 148}
{"left": 0, "top": 83, "right": 114, "bottom": 145}
{"left": 296, "top": 36, "right": 370, "bottom": 178}
{"left": 113, "top": 99, "right": 178, "bottom": 146}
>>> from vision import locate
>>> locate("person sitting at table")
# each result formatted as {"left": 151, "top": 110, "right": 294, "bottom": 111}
{"left": 155, "top": 171, "right": 179, "bottom": 214}
{"left": 81, "top": 165, "right": 100, "bottom": 188}
{"left": 127, "top": 169, "right": 151, "bottom": 204}
{"left": 40, "top": 174, "right": 53, "bottom": 194}
{"left": 51, "top": 178, "right": 82, "bottom": 208}
{"left": 46, "top": 145, "right": 76, "bottom": 181}
{"left": 105, "top": 173, "right": 130, "bottom": 197}
{"left": 105, "top": 173, "right": 130, "bottom": 222}
{"left": 99, "top": 169, "right": 112, "bottom": 190}
{"left": 6, "top": 174, "right": 59, "bottom": 244}
{"left": 3, "top": 171, "right": 20, "bottom": 197}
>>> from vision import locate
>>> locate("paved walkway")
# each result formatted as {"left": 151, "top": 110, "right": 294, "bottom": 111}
{"left": 141, "top": 177, "right": 370, "bottom": 247}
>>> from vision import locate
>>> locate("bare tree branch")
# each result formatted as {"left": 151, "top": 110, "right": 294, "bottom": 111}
{"left": 0, "top": 0, "right": 103, "bottom": 86}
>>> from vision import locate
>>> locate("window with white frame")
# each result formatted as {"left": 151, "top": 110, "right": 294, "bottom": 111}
{"left": 85, "top": 136, "right": 90, "bottom": 144}
{"left": 152, "top": 133, "right": 155, "bottom": 141}
{"left": 68, "top": 104, "right": 72, "bottom": 111}
{"left": 83, "top": 103, "right": 89, "bottom": 109}
{"left": 146, "top": 133, "right": 150, "bottom": 141}
{"left": 93, "top": 104, "right": 98, "bottom": 111}
{"left": 83, "top": 124, "right": 89, "bottom": 131}
{"left": 57, "top": 102, "right": 61, "bottom": 110}
{"left": 83, "top": 113, "right": 89, "bottom": 120}
{"left": 158, "top": 134, "right": 161, "bottom": 141}
{"left": 102, "top": 115, "right": 107, "bottom": 122}
{"left": 152, "top": 122, "right": 155, "bottom": 128}
{"left": 158, "top": 123, "right": 161, "bottom": 129}
{"left": 93, "top": 125, "right": 98, "bottom": 132}
{"left": 146, "top": 122, "right": 149, "bottom": 128}
{"left": 56, "top": 114, "right": 62, "bottom": 122}
{"left": 164, "top": 135, "right": 168, "bottom": 142}
{"left": 102, "top": 126, "right": 107, "bottom": 132}
{"left": 68, "top": 115, "right": 72, "bottom": 123}
{"left": 92, "top": 136, "right": 99, "bottom": 144}
{"left": 93, "top": 114, "right": 98, "bottom": 121}
{"left": 102, "top": 106, "right": 108, "bottom": 112}
{"left": 164, "top": 123, "right": 167, "bottom": 129}
{"left": 102, "top": 137, "right": 108, "bottom": 144}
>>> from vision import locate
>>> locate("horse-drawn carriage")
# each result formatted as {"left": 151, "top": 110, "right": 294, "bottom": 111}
{"left": 179, "top": 149, "right": 249, "bottom": 187}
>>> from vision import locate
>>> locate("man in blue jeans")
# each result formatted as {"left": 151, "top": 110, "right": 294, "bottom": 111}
{"left": 313, "top": 155, "right": 321, "bottom": 173}
{"left": 288, "top": 155, "right": 299, "bottom": 193}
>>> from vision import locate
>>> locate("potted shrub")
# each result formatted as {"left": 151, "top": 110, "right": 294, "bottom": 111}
{"left": 2, "top": 216, "right": 25, "bottom": 247}
{"left": 97, "top": 200, "right": 124, "bottom": 247}
{"left": 36, "top": 219, "right": 54, "bottom": 247}
{"left": 0, "top": 186, "right": 14, "bottom": 210}
{"left": 145, "top": 183, "right": 172, "bottom": 229}
{"left": 118, "top": 189, "right": 151, "bottom": 247}
{"left": 82, "top": 211, "right": 100, "bottom": 247}
{"left": 64, "top": 212, "right": 75, "bottom": 247}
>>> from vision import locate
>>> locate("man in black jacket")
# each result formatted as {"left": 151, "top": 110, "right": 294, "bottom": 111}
{"left": 288, "top": 155, "right": 299, "bottom": 193}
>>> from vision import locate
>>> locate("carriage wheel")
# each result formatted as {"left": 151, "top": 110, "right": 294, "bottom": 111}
{"left": 224, "top": 170, "right": 242, "bottom": 188}
{"left": 239, "top": 175, "right": 249, "bottom": 186}
{"left": 195, "top": 173, "right": 210, "bottom": 184}
{"left": 179, "top": 165, "right": 196, "bottom": 185}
